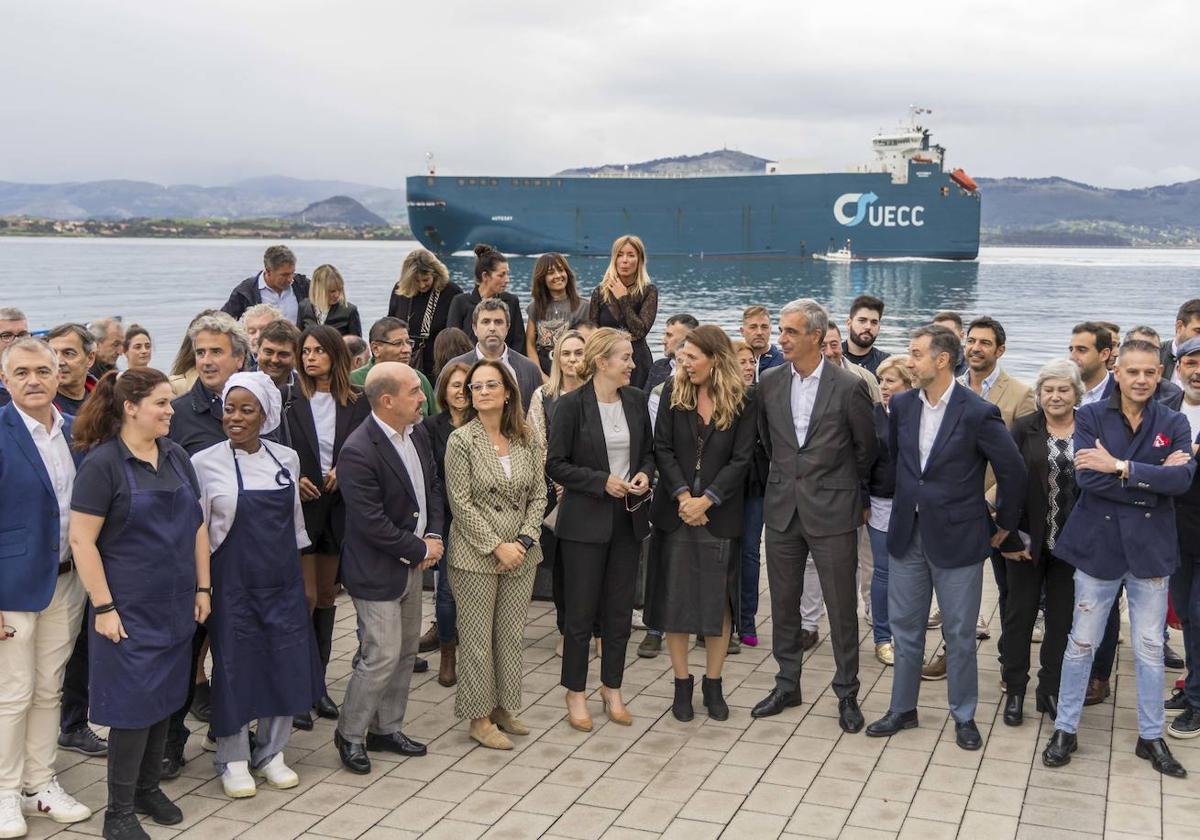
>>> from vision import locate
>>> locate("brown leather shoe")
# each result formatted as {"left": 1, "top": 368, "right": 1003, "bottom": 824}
{"left": 418, "top": 622, "right": 439, "bottom": 654}
{"left": 1085, "top": 677, "right": 1110, "bottom": 706}
{"left": 438, "top": 642, "right": 457, "bottom": 687}
{"left": 921, "top": 652, "right": 947, "bottom": 681}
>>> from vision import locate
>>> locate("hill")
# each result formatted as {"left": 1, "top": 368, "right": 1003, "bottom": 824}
{"left": 556, "top": 149, "right": 770, "bottom": 177}
{"left": 291, "top": 195, "right": 387, "bottom": 226}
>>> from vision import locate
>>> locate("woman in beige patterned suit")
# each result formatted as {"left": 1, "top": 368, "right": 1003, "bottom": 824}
{"left": 444, "top": 360, "right": 547, "bottom": 749}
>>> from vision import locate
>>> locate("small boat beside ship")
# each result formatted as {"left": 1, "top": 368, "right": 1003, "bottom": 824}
{"left": 813, "top": 239, "right": 857, "bottom": 262}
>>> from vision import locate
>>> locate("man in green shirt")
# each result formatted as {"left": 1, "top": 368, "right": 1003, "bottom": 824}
{"left": 351, "top": 317, "right": 437, "bottom": 415}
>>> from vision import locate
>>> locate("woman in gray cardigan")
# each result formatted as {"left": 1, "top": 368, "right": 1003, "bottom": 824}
{"left": 444, "top": 360, "right": 547, "bottom": 750}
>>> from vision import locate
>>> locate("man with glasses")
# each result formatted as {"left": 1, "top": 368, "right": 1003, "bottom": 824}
{"left": 0, "top": 307, "right": 32, "bottom": 407}
{"left": 443, "top": 300, "right": 543, "bottom": 411}
{"left": 352, "top": 317, "right": 436, "bottom": 416}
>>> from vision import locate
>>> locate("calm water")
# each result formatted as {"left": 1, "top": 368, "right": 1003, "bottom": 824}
{"left": 3, "top": 237, "right": 1198, "bottom": 381}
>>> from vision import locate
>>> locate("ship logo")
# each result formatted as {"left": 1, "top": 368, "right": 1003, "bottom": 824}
{"left": 834, "top": 193, "right": 877, "bottom": 226}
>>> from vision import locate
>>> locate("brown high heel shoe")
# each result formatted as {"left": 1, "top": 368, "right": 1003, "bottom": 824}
{"left": 566, "top": 693, "right": 592, "bottom": 732}
{"left": 602, "top": 689, "right": 632, "bottom": 726}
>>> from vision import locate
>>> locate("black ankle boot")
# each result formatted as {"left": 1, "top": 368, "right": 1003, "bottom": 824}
{"left": 672, "top": 676, "right": 694, "bottom": 722}
{"left": 313, "top": 606, "right": 339, "bottom": 719}
{"left": 1003, "top": 693, "right": 1024, "bottom": 726}
{"left": 702, "top": 676, "right": 729, "bottom": 721}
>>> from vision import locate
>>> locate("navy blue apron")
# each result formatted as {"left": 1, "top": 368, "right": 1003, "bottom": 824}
{"left": 208, "top": 443, "right": 323, "bottom": 737}
{"left": 89, "top": 450, "right": 201, "bottom": 729}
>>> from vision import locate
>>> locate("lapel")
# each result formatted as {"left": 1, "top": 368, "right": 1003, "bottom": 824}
{"left": 801, "top": 363, "right": 836, "bottom": 450}
{"left": 470, "top": 420, "right": 513, "bottom": 492}
{"left": 1026, "top": 411, "right": 1051, "bottom": 489}
{"left": 580, "top": 381, "right": 609, "bottom": 467}
{"left": 333, "top": 396, "right": 357, "bottom": 454}
{"left": 4, "top": 406, "right": 55, "bottom": 499}
{"left": 290, "top": 395, "right": 319, "bottom": 464}
{"left": 988, "top": 370, "right": 1011, "bottom": 412}
{"left": 923, "top": 383, "right": 967, "bottom": 474}
{"left": 368, "top": 416, "right": 419, "bottom": 502}
{"left": 770, "top": 365, "right": 798, "bottom": 450}
{"left": 412, "top": 422, "right": 435, "bottom": 498}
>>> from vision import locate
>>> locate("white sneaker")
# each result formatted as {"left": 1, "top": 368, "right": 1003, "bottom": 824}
{"left": 1032, "top": 613, "right": 1045, "bottom": 643}
{"left": 221, "top": 761, "right": 257, "bottom": 799}
{"left": 252, "top": 753, "right": 299, "bottom": 790}
{"left": 976, "top": 615, "right": 991, "bottom": 640}
{"left": 0, "top": 793, "right": 26, "bottom": 838}
{"left": 21, "top": 777, "right": 91, "bottom": 824}
{"left": 631, "top": 609, "right": 647, "bottom": 631}
{"left": 927, "top": 608, "right": 943, "bottom": 629}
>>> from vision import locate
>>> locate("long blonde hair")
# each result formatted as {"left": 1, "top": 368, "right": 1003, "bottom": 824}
{"left": 581, "top": 327, "right": 630, "bottom": 380}
{"left": 599, "top": 235, "right": 651, "bottom": 303}
{"left": 310, "top": 264, "right": 347, "bottom": 317}
{"left": 544, "top": 329, "right": 587, "bottom": 399}
{"left": 395, "top": 248, "right": 450, "bottom": 297}
{"left": 669, "top": 325, "right": 746, "bottom": 431}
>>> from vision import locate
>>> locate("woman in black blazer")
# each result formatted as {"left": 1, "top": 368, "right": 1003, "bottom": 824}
{"left": 646, "top": 326, "right": 755, "bottom": 722}
{"left": 288, "top": 325, "right": 371, "bottom": 728}
{"left": 298, "top": 264, "right": 363, "bottom": 337}
{"left": 997, "top": 359, "right": 1083, "bottom": 726}
{"left": 547, "top": 328, "right": 653, "bottom": 732}
{"left": 388, "top": 248, "right": 464, "bottom": 379}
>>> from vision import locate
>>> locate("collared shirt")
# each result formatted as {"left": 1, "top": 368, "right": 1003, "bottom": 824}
{"left": 192, "top": 440, "right": 309, "bottom": 553}
{"left": 16, "top": 405, "right": 75, "bottom": 562}
{"left": 257, "top": 271, "right": 299, "bottom": 324}
{"left": 1080, "top": 371, "right": 1112, "bottom": 406}
{"left": 372, "top": 412, "right": 429, "bottom": 546}
{"left": 918, "top": 379, "right": 955, "bottom": 471}
{"left": 647, "top": 358, "right": 677, "bottom": 429}
{"left": 754, "top": 344, "right": 786, "bottom": 382}
{"left": 475, "top": 344, "right": 515, "bottom": 380}
{"left": 789, "top": 357, "right": 825, "bottom": 447}
{"left": 959, "top": 365, "right": 1000, "bottom": 400}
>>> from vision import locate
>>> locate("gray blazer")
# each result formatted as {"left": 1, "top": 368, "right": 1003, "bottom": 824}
{"left": 443, "top": 349, "right": 544, "bottom": 412}
{"left": 757, "top": 360, "right": 877, "bottom": 537}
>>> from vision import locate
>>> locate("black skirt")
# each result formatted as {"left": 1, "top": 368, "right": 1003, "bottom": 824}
{"left": 644, "top": 525, "right": 739, "bottom": 636}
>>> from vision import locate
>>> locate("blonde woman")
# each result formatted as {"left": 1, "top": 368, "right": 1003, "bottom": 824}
{"left": 444, "top": 361, "right": 546, "bottom": 749}
{"left": 299, "top": 264, "right": 362, "bottom": 337}
{"left": 388, "top": 248, "right": 464, "bottom": 378}
{"left": 868, "top": 355, "right": 915, "bottom": 665}
{"left": 587, "top": 236, "right": 659, "bottom": 388}
{"left": 645, "top": 325, "right": 756, "bottom": 721}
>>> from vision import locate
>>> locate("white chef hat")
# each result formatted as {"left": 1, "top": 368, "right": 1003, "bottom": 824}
{"left": 221, "top": 371, "right": 282, "bottom": 435}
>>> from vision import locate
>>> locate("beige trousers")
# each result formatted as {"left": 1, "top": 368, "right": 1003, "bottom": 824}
{"left": 0, "top": 572, "right": 86, "bottom": 795}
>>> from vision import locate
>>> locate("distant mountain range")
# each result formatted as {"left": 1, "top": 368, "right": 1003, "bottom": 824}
{"left": 4, "top": 155, "right": 1200, "bottom": 246}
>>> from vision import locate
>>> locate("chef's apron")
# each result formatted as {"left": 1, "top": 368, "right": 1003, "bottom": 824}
{"left": 89, "top": 451, "right": 201, "bottom": 729}
{"left": 208, "top": 443, "right": 323, "bottom": 737}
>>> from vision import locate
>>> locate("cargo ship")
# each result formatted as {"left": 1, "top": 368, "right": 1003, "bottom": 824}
{"left": 406, "top": 109, "right": 981, "bottom": 260}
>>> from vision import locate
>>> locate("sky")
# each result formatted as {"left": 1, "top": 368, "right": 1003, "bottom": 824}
{"left": 3, "top": 0, "right": 1197, "bottom": 190}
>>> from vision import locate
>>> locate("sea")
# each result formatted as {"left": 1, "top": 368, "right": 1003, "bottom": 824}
{"left": 3, "top": 237, "right": 1198, "bottom": 381}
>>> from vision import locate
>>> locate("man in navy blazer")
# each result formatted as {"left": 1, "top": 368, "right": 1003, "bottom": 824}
{"left": 1043, "top": 339, "right": 1196, "bottom": 778}
{"left": 865, "top": 325, "right": 1025, "bottom": 751}
{"left": 0, "top": 338, "right": 93, "bottom": 832}
{"left": 334, "top": 362, "right": 444, "bottom": 775}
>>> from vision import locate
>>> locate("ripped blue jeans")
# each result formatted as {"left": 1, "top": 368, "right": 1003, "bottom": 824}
{"left": 1056, "top": 569, "right": 1169, "bottom": 739}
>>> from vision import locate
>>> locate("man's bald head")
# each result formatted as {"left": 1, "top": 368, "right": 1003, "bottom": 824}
{"left": 365, "top": 361, "right": 425, "bottom": 428}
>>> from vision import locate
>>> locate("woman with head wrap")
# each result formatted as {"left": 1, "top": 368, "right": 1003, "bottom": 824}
{"left": 189, "top": 372, "right": 323, "bottom": 799}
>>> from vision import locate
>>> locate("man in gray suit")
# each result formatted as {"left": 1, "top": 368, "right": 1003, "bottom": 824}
{"left": 444, "top": 299, "right": 544, "bottom": 411}
{"left": 752, "top": 299, "right": 877, "bottom": 732}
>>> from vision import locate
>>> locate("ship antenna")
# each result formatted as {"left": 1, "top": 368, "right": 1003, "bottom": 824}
{"left": 425, "top": 152, "right": 436, "bottom": 176}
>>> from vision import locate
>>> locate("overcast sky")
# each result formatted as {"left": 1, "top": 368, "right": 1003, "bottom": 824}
{"left": 3, "top": 0, "right": 1196, "bottom": 190}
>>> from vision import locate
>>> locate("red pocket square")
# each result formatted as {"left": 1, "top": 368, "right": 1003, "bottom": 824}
{"left": 1154, "top": 433, "right": 1170, "bottom": 448}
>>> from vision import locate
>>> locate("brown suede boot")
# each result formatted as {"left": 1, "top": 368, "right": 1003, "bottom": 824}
{"left": 438, "top": 642, "right": 457, "bottom": 687}
{"left": 418, "top": 621, "right": 439, "bottom": 653}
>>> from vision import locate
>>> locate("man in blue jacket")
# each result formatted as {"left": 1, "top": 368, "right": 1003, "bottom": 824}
{"left": 1043, "top": 338, "right": 1196, "bottom": 777}
{"left": 865, "top": 324, "right": 1025, "bottom": 751}
{"left": 0, "top": 338, "right": 93, "bottom": 834}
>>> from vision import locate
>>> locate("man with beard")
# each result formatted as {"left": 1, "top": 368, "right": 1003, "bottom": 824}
{"left": 843, "top": 295, "right": 890, "bottom": 376}
{"left": 444, "top": 301, "right": 543, "bottom": 411}
{"left": 351, "top": 317, "right": 435, "bottom": 415}
{"left": 86, "top": 317, "right": 124, "bottom": 380}
{"left": 1163, "top": 300, "right": 1200, "bottom": 386}
{"left": 257, "top": 318, "right": 301, "bottom": 446}
{"left": 740, "top": 305, "right": 786, "bottom": 382}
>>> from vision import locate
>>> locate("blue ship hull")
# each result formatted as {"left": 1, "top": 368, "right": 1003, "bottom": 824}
{"left": 406, "top": 160, "right": 980, "bottom": 260}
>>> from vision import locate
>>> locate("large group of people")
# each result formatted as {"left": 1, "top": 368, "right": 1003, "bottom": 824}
{"left": 1, "top": 238, "right": 1199, "bottom": 840}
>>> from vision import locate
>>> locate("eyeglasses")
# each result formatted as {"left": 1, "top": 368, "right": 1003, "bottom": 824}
{"left": 0, "top": 330, "right": 31, "bottom": 343}
{"left": 375, "top": 337, "right": 416, "bottom": 348}
{"left": 468, "top": 379, "right": 504, "bottom": 393}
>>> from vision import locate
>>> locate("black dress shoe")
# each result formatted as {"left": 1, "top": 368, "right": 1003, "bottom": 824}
{"left": 1035, "top": 691, "right": 1058, "bottom": 720}
{"left": 159, "top": 746, "right": 185, "bottom": 781}
{"left": 1003, "top": 694, "right": 1024, "bottom": 727}
{"left": 190, "top": 680, "right": 213, "bottom": 723}
{"left": 1042, "top": 729, "right": 1077, "bottom": 767}
{"left": 865, "top": 709, "right": 918, "bottom": 737}
{"left": 365, "top": 730, "right": 427, "bottom": 757}
{"left": 334, "top": 730, "right": 371, "bottom": 774}
{"left": 1164, "top": 644, "right": 1185, "bottom": 671}
{"left": 955, "top": 719, "right": 983, "bottom": 750}
{"left": 293, "top": 711, "right": 314, "bottom": 731}
{"left": 751, "top": 688, "right": 803, "bottom": 718}
{"left": 1136, "top": 737, "right": 1187, "bottom": 777}
{"left": 413, "top": 656, "right": 430, "bottom": 674}
{"left": 103, "top": 811, "right": 151, "bottom": 840}
{"left": 133, "top": 788, "right": 183, "bottom": 825}
{"left": 315, "top": 693, "right": 340, "bottom": 720}
{"left": 799, "top": 629, "right": 820, "bottom": 652}
{"left": 838, "top": 696, "right": 865, "bottom": 733}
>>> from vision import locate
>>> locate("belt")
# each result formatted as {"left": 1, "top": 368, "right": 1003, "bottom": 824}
{"left": 58, "top": 557, "right": 74, "bottom": 576}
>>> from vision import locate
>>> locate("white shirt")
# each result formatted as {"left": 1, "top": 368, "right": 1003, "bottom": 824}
{"left": 1080, "top": 371, "right": 1112, "bottom": 406}
{"left": 498, "top": 454, "right": 513, "bottom": 479}
{"left": 789, "top": 358, "right": 825, "bottom": 448}
{"left": 16, "top": 405, "right": 74, "bottom": 562}
{"left": 310, "top": 391, "right": 336, "bottom": 476}
{"left": 475, "top": 344, "right": 516, "bottom": 380}
{"left": 1181, "top": 399, "right": 1200, "bottom": 448}
{"left": 598, "top": 399, "right": 632, "bottom": 480}
{"left": 372, "top": 413, "right": 429, "bottom": 543}
{"left": 192, "top": 440, "right": 309, "bottom": 553}
{"left": 919, "top": 379, "right": 955, "bottom": 471}
{"left": 1172, "top": 340, "right": 1185, "bottom": 387}
{"left": 257, "top": 271, "right": 299, "bottom": 324}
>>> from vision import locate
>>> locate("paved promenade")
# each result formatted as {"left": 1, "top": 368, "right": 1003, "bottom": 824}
{"left": 36, "top": 575, "right": 1196, "bottom": 840}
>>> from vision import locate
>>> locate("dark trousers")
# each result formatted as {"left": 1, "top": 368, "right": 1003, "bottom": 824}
{"left": 106, "top": 717, "right": 168, "bottom": 817}
{"left": 435, "top": 551, "right": 458, "bottom": 644}
{"left": 765, "top": 512, "right": 860, "bottom": 700}
{"left": 542, "top": 525, "right": 565, "bottom": 635}
{"left": 166, "top": 624, "right": 207, "bottom": 753}
{"left": 1001, "top": 553, "right": 1074, "bottom": 695}
{"left": 1170, "top": 547, "right": 1200, "bottom": 709}
{"left": 738, "top": 495, "right": 765, "bottom": 636}
{"left": 990, "top": 552, "right": 1009, "bottom": 662}
{"left": 59, "top": 610, "right": 90, "bottom": 733}
{"left": 559, "top": 501, "right": 639, "bottom": 692}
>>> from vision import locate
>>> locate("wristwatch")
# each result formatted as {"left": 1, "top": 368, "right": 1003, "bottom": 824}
{"left": 196, "top": 586, "right": 213, "bottom": 595}
{"left": 516, "top": 535, "right": 535, "bottom": 551}
{"left": 1114, "top": 460, "right": 1127, "bottom": 480}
